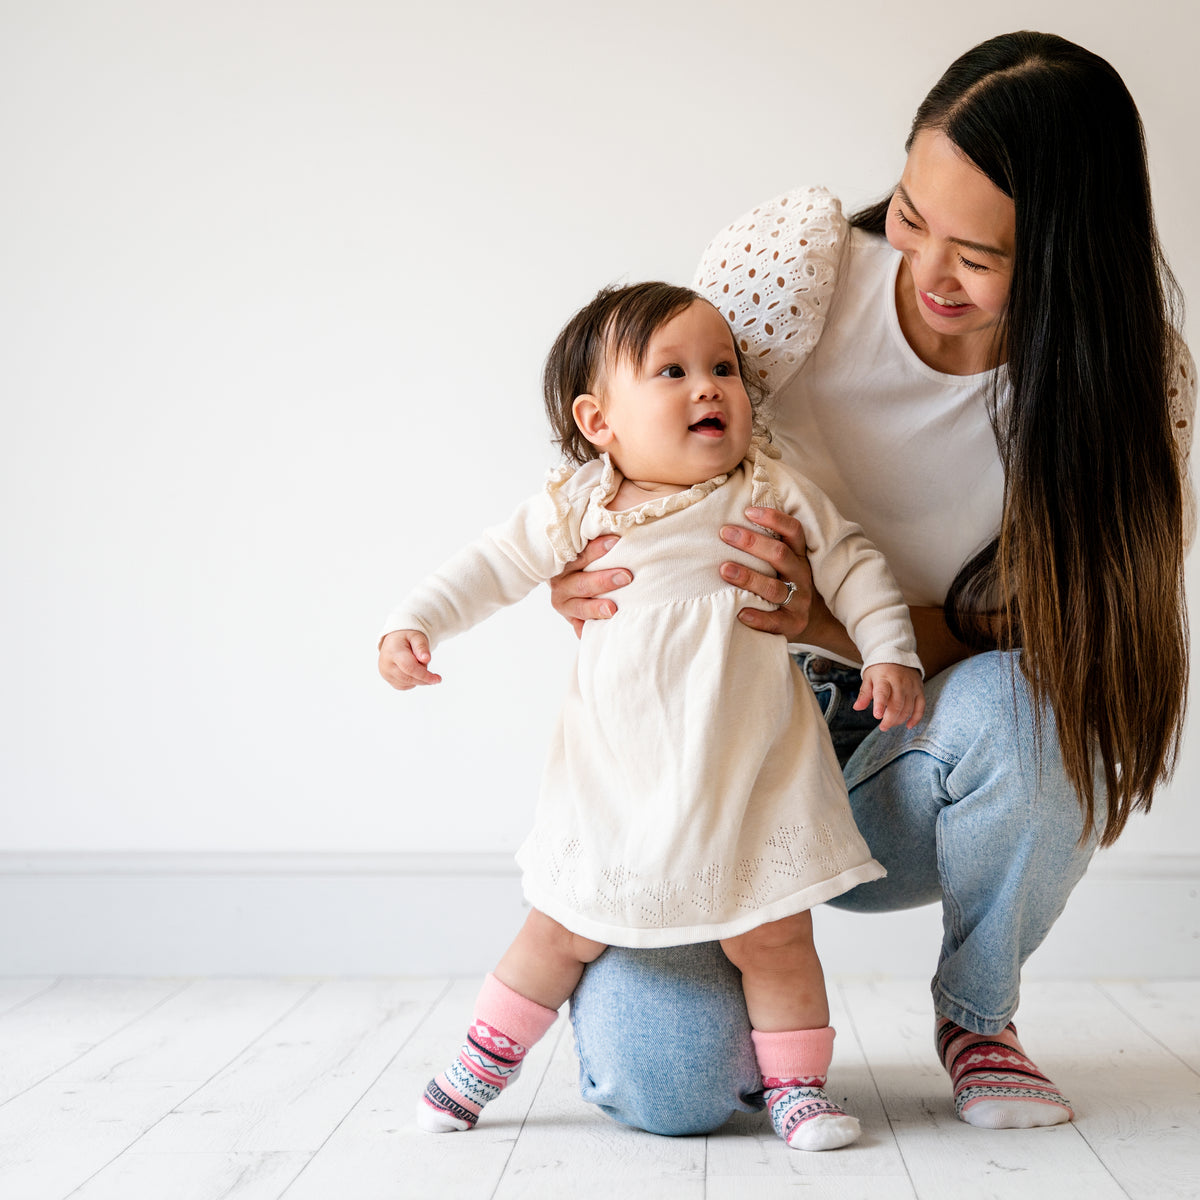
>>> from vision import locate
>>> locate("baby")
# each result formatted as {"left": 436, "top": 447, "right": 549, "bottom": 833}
{"left": 379, "top": 282, "right": 924, "bottom": 1150}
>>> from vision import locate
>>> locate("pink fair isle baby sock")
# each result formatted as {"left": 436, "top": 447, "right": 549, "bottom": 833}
{"left": 937, "top": 1017, "right": 1074, "bottom": 1128}
{"left": 752, "top": 1027, "right": 861, "bottom": 1151}
{"left": 418, "top": 974, "right": 558, "bottom": 1133}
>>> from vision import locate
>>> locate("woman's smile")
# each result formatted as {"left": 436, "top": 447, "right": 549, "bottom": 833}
{"left": 886, "top": 129, "right": 1015, "bottom": 373}
{"left": 919, "top": 290, "right": 976, "bottom": 317}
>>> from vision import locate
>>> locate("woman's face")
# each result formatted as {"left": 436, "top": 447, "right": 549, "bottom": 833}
{"left": 885, "top": 129, "right": 1015, "bottom": 370}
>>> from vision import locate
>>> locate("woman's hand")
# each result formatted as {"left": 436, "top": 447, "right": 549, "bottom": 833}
{"left": 378, "top": 630, "right": 441, "bottom": 690}
{"left": 720, "top": 506, "right": 856, "bottom": 655}
{"left": 549, "top": 536, "right": 631, "bottom": 638}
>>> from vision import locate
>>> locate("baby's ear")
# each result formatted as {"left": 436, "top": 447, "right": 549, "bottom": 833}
{"left": 572, "top": 394, "right": 613, "bottom": 449}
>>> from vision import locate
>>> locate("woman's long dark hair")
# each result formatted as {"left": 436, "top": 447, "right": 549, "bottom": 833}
{"left": 854, "top": 31, "right": 1189, "bottom": 846}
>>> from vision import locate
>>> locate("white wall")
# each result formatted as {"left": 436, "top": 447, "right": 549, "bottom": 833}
{"left": 2, "top": 1, "right": 1198, "bottom": 969}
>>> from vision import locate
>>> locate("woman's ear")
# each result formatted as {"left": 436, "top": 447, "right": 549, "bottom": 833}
{"left": 572, "top": 394, "right": 613, "bottom": 449}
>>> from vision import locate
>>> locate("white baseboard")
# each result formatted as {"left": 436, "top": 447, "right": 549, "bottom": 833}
{"left": 1, "top": 851, "right": 1196, "bottom": 978}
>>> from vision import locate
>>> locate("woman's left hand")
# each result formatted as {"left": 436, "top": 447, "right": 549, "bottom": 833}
{"left": 719, "top": 506, "right": 858, "bottom": 658}
{"left": 719, "top": 506, "right": 816, "bottom": 638}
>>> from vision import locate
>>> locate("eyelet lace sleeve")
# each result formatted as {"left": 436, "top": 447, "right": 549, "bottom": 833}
{"left": 692, "top": 186, "right": 848, "bottom": 396}
{"left": 1167, "top": 333, "right": 1197, "bottom": 547}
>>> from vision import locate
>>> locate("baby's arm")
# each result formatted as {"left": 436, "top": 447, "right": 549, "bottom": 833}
{"left": 855, "top": 663, "right": 925, "bottom": 731}
{"left": 379, "top": 486, "right": 585, "bottom": 688}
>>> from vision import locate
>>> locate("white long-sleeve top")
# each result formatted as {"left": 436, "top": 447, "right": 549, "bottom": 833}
{"left": 693, "top": 186, "right": 1197, "bottom": 619}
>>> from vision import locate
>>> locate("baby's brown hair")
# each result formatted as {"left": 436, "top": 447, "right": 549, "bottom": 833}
{"left": 543, "top": 282, "right": 767, "bottom": 465}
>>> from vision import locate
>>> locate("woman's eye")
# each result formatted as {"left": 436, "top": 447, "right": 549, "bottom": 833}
{"left": 660, "top": 364, "right": 685, "bottom": 379}
{"left": 894, "top": 206, "right": 920, "bottom": 231}
{"left": 958, "top": 255, "right": 988, "bottom": 273}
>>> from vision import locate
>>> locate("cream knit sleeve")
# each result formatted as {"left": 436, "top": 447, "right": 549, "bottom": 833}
{"left": 692, "top": 186, "right": 848, "bottom": 396}
{"left": 379, "top": 467, "right": 594, "bottom": 650}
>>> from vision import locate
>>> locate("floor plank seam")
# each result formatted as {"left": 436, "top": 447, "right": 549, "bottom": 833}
{"left": 1095, "top": 981, "right": 1200, "bottom": 1081}
{"left": 1064, "top": 1123, "right": 1137, "bottom": 1200}
{"left": 60, "top": 978, "right": 326, "bottom": 1200}
{"left": 278, "top": 979, "right": 457, "bottom": 1199}
{"left": 489, "top": 1018, "right": 570, "bottom": 1200}
{"left": 836, "top": 978, "right": 918, "bottom": 1196}
{"left": 3, "top": 977, "right": 1196, "bottom": 1199}
{"left": 0, "top": 977, "right": 193, "bottom": 1114}
{"left": 0, "top": 977, "right": 59, "bottom": 1020}
{"left": 389, "top": 976, "right": 456, "bottom": 1058}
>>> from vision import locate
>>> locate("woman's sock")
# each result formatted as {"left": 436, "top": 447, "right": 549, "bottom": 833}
{"left": 936, "top": 1017, "right": 1074, "bottom": 1128}
{"left": 752, "top": 1027, "right": 861, "bottom": 1151}
{"left": 418, "top": 974, "right": 558, "bottom": 1132}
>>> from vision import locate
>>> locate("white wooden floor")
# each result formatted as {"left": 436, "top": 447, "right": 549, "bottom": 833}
{"left": 0, "top": 976, "right": 1197, "bottom": 1200}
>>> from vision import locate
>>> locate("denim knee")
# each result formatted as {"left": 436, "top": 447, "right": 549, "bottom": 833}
{"left": 569, "top": 944, "right": 762, "bottom": 1135}
{"left": 828, "top": 651, "right": 1101, "bottom": 1028}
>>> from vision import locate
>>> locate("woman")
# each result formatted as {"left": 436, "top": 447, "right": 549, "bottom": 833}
{"left": 553, "top": 31, "right": 1195, "bottom": 1133}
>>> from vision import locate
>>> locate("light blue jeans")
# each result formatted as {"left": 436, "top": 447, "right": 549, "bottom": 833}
{"left": 568, "top": 651, "right": 1102, "bottom": 1135}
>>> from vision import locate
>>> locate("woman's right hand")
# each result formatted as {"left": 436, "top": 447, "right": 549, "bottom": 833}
{"left": 549, "top": 536, "right": 631, "bottom": 638}
{"left": 719, "top": 506, "right": 858, "bottom": 659}
{"left": 718, "top": 506, "right": 821, "bottom": 641}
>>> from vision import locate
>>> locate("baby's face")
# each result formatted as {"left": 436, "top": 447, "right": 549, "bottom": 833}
{"left": 591, "top": 301, "right": 754, "bottom": 488}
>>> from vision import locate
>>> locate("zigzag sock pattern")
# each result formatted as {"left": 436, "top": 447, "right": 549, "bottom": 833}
{"left": 420, "top": 1019, "right": 529, "bottom": 1131}
{"left": 763, "top": 1076, "right": 860, "bottom": 1150}
{"left": 418, "top": 973, "right": 558, "bottom": 1133}
{"left": 751, "top": 1026, "right": 860, "bottom": 1151}
{"left": 937, "top": 1016, "right": 1074, "bottom": 1129}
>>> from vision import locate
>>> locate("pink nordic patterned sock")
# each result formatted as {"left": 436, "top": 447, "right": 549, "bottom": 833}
{"left": 752, "top": 1027, "right": 861, "bottom": 1151}
{"left": 936, "top": 1017, "right": 1074, "bottom": 1128}
{"left": 417, "top": 974, "right": 558, "bottom": 1133}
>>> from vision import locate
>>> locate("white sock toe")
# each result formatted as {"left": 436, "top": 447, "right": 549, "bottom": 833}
{"left": 959, "top": 1098, "right": 1072, "bottom": 1129}
{"left": 787, "top": 1112, "right": 861, "bottom": 1151}
{"left": 416, "top": 1097, "right": 471, "bottom": 1133}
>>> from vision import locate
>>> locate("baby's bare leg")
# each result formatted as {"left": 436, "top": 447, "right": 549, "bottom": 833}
{"left": 496, "top": 908, "right": 608, "bottom": 1010}
{"left": 418, "top": 910, "right": 606, "bottom": 1134}
{"left": 722, "top": 913, "right": 859, "bottom": 1152}
{"left": 721, "top": 911, "right": 828, "bottom": 1032}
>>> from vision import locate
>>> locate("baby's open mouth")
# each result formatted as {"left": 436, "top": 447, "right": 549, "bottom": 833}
{"left": 688, "top": 415, "right": 725, "bottom": 432}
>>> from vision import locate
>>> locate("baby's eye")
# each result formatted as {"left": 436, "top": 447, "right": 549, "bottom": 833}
{"left": 713, "top": 362, "right": 733, "bottom": 377}
{"left": 659, "top": 364, "right": 685, "bottom": 379}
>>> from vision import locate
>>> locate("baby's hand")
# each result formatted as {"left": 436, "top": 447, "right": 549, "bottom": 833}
{"left": 854, "top": 663, "right": 925, "bottom": 731}
{"left": 378, "top": 630, "right": 442, "bottom": 690}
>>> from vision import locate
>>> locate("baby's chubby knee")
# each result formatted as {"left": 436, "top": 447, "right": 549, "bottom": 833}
{"left": 721, "top": 912, "right": 814, "bottom": 973}
{"left": 523, "top": 908, "right": 607, "bottom": 965}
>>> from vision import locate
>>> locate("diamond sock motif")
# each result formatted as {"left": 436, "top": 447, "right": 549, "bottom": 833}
{"left": 419, "top": 1018, "right": 529, "bottom": 1132}
{"left": 937, "top": 1016, "right": 1074, "bottom": 1129}
{"left": 418, "top": 974, "right": 558, "bottom": 1133}
{"left": 752, "top": 1027, "right": 861, "bottom": 1151}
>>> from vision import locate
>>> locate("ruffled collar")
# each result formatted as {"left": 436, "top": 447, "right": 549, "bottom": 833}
{"left": 587, "top": 436, "right": 779, "bottom": 531}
